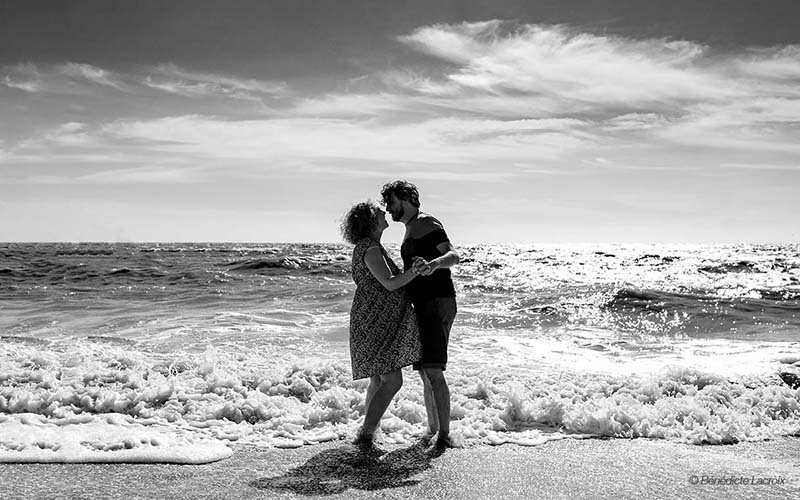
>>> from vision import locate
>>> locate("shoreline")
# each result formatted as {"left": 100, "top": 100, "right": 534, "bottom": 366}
{"left": 2, "top": 437, "right": 799, "bottom": 500}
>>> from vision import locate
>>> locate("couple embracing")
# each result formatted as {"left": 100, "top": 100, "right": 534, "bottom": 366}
{"left": 341, "top": 180, "right": 459, "bottom": 450}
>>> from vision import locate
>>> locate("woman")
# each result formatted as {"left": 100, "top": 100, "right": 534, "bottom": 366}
{"left": 341, "top": 201, "right": 425, "bottom": 445}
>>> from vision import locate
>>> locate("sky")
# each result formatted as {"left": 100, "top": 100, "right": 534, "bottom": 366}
{"left": 1, "top": 0, "right": 799, "bottom": 243}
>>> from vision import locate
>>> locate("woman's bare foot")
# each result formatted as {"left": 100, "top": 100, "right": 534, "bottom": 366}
{"left": 352, "top": 429, "right": 374, "bottom": 447}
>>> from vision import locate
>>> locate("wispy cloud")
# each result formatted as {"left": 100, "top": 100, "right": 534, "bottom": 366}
{"left": 396, "top": 21, "right": 732, "bottom": 114}
{"left": 60, "top": 63, "right": 125, "bottom": 90}
{"left": 14, "top": 122, "right": 97, "bottom": 150}
{"left": 383, "top": 21, "right": 800, "bottom": 158}
{"left": 720, "top": 162, "right": 800, "bottom": 171}
{"left": 1, "top": 75, "right": 42, "bottom": 92}
{"left": 1, "top": 63, "right": 44, "bottom": 92}
{"left": 98, "top": 114, "right": 592, "bottom": 164}
{"left": 602, "top": 113, "right": 670, "bottom": 132}
{"left": 142, "top": 63, "right": 286, "bottom": 99}
{"left": 2, "top": 18, "right": 799, "bottom": 242}
{"left": 77, "top": 164, "right": 205, "bottom": 184}
{"left": 0, "top": 62, "right": 125, "bottom": 93}
{"left": 276, "top": 22, "right": 800, "bottom": 166}
{"left": 734, "top": 45, "right": 800, "bottom": 80}
{"left": 0, "top": 62, "right": 285, "bottom": 100}
{"left": 2, "top": 22, "right": 799, "bottom": 184}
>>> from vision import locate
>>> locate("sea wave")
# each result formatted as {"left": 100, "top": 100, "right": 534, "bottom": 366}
{"left": 606, "top": 286, "right": 800, "bottom": 311}
{"left": 456, "top": 284, "right": 800, "bottom": 337}
{"left": 601, "top": 287, "right": 800, "bottom": 337}
{"left": 225, "top": 257, "right": 349, "bottom": 276}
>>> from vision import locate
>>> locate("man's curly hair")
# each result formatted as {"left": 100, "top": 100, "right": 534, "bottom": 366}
{"left": 380, "top": 180, "right": 420, "bottom": 208}
{"left": 340, "top": 201, "right": 382, "bottom": 244}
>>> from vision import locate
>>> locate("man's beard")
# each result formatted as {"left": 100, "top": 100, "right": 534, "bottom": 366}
{"left": 390, "top": 207, "right": 404, "bottom": 221}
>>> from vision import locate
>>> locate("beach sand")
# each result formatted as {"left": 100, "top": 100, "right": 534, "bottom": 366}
{"left": 2, "top": 437, "right": 799, "bottom": 500}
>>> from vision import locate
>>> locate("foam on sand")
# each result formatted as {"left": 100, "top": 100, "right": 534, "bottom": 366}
{"left": 0, "top": 413, "right": 232, "bottom": 464}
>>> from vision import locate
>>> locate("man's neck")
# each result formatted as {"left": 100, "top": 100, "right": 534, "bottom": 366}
{"left": 403, "top": 208, "right": 420, "bottom": 226}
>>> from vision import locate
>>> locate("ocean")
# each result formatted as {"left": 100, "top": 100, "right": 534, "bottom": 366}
{"left": 1, "top": 242, "right": 799, "bottom": 462}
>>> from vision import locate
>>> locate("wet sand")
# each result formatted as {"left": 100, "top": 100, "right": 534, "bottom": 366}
{"left": 2, "top": 437, "right": 799, "bottom": 500}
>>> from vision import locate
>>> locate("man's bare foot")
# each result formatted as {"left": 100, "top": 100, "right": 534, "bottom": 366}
{"left": 419, "top": 431, "right": 436, "bottom": 446}
{"left": 434, "top": 433, "right": 454, "bottom": 450}
{"left": 419, "top": 430, "right": 437, "bottom": 445}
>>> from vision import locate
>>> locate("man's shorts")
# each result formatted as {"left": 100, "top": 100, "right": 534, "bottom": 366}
{"left": 412, "top": 297, "right": 457, "bottom": 371}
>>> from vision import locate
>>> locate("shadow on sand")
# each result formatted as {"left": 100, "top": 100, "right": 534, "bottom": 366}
{"left": 250, "top": 441, "right": 437, "bottom": 495}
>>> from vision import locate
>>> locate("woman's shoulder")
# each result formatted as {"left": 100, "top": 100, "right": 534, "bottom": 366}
{"left": 353, "top": 237, "right": 382, "bottom": 255}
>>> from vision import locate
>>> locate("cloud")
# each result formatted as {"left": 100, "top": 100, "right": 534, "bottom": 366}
{"left": 1, "top": 75, "right": 42, "bottom": 92}
{"left": 1, "top": 63, "right": 44, "bottom": 92}
{"left": 396, "top": 21, "right": 731, "bottom": 115}
{"left": 294, "top": 162, "right": 510, "bottom": 183}
{"left": 720, "top": 162, "right": 800, "bottom": 171}
{"left": 289, "top": 22, "right": 800, "bottom": 159}
{"left": 77, "top": 164, "right": 204, "bottom": 184}
{"left": 142, "top": 64, "right": 286, "bottom": 99}
{"left": 12, "top": 122, "right": 97, "bottom": 151}
{"left": 377, "top": 70, "right": 458, "bottom": 96}
{"left": 653, "top": 99, "right": 800, "bottom": 153}
{"left": 60, "top": 63, "right": 124, "bottom": 90}
{"left": 388, "top": 21, "right": 800, "bottom": 157}
{"left": 602, "top": 113, "right": 670, "bottom": 131}
{"left": 60, "top": 122, "right": 87, "bottom": 133}
{"left": 292, "top": 93, "right": 414, "bottom": 118}
{"left": 3, "top": 22, "right": 799, "bottom": 187}
{"left": 1, "top": 62, "right": 285, "bottom": 101}
{"left": 735, "top": 45, "right": 800, "bottom": 81}
{"left": 99, "top": 113, "right": 592, "bottom": 165}
{"left": 0, "top": 62, "right": 125, "bottom": 94}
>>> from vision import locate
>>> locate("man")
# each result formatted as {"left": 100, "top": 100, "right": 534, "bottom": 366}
{"left": 381, "top": 180, "right": 459, "bottom": 450}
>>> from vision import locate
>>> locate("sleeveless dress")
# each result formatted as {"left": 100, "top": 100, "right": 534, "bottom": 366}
{"left": 348, "top": 238, "right": 421, "bottom": 379}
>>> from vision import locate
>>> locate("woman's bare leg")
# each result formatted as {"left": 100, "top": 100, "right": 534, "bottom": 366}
{"left": 365, "top": 375, "right": 381, "bottom": 412}
{"left": 358, "top": 370, "right": 403, "bottom": 439}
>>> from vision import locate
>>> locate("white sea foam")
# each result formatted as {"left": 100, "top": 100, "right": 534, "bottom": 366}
{"left": 1, "top": 340, "right": 798, "bottom": 460}
{"left": 0, "top": 413, "right": 232, "bottom": 463}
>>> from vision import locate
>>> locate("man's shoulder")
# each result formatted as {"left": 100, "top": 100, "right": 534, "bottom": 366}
{"left": 416, "top": 213, "right": 445, "bottom": 230}
{"left": 407, "top": 213, "right": 450, "bottom": 241}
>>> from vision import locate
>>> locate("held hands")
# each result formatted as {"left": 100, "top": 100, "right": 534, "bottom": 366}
{"left": 412, "top": 256, "right": 435, "bottom": 276}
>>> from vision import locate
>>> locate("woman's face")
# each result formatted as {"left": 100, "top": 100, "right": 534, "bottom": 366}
{"left": 376, "top": 208, "right": 389, "bottom": 232}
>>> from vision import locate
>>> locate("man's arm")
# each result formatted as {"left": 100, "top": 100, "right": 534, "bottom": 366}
{"left": 419, "top": 241, "right": 459, "bottom": 276}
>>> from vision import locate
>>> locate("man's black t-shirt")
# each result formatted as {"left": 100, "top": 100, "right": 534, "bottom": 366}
{"left": 401, "top": 227, "right": 456, "bottom": 302}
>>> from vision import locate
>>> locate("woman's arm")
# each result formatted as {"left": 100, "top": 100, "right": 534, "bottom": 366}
{"left": 363, "top": 246, "right": 418, "bottom": 291}
{"left": 418, "top": 241, "right": 460, "bottom": 275}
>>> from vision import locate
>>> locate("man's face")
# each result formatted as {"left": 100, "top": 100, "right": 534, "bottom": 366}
{"left": 385, "top": 194, "right": 405, "bottom": 222}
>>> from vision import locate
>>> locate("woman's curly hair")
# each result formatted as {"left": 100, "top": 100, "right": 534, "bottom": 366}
{"left": 340, "top": 201, "right": 382, "bottom": 244}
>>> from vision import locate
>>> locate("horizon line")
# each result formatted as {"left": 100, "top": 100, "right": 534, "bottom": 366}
{"left": 1, "top": 240, "right": 797, "bottom": 246}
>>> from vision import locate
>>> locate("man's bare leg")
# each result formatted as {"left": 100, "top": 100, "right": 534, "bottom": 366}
{"left": 418, "top": 370, "right": 439, "bottom": 440}
{"left": 422, "top": 367, "right": 451, "bottom": 446}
